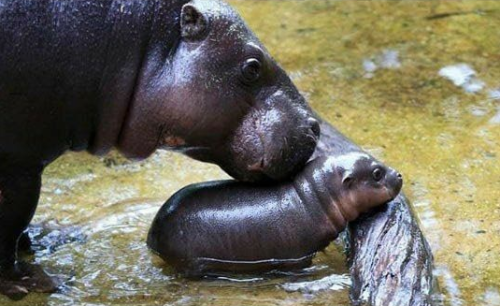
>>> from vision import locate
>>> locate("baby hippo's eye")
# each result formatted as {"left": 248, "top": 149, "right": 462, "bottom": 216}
{"left": 372, "top": 167, "right": 384, "bottom": 181}
{"left": 241, "top": 58, "right": 261, "bottom": 83}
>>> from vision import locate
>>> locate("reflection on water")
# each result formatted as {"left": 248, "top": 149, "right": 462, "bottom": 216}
{"left": 438, "top": 63, "right": 485, "bottom": 94}
{"left": 434, "top": 266, "right": 464, "bottom": 306}
{"left": 362, "top": 49, "right": 401, "bottom": 78}
{"left": 482, "top": 288, "right": 500, "bottom": 306}
{"left": 2, "top": 1, "right": 499, "bottom": 305}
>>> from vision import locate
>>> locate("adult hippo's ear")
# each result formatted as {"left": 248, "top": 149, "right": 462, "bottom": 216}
{"left": 180, "top": 3, "right": 209, "bottom": 40}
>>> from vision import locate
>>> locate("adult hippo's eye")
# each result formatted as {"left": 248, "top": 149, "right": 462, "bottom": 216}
{"left": 241, "top": 58, "right": 261, "bottom": 83}
{"left": 372, "top": 167, "right": 384, "bottom": 181}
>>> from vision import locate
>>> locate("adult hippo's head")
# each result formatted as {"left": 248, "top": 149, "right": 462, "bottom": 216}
{"left": 119, "top": 0, "right": 319, "bottom": 182}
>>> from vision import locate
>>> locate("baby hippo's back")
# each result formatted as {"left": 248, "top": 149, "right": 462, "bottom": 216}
{"left": 147, "top": 180, "right": 332, "bottom": 276}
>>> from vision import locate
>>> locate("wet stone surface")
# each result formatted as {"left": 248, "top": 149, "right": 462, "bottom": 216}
{"left": 2, "top": 1, "right": 499, "bottom": 305}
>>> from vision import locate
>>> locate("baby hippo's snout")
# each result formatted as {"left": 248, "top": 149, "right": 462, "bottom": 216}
{"left": 386, "top": 169, "right": 403, "bottom": 198}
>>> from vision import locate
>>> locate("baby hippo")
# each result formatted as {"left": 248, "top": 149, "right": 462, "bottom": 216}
{"left": 147, "top": 152, "right": 403, "bottom": 277}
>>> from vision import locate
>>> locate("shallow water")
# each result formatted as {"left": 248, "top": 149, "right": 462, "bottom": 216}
{"left": 4, "top": 1, "right": 500, "bottom": 305}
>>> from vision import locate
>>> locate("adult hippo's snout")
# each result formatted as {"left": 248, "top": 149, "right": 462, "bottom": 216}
{"left": 222, "top": 90, "right": 320, "bottom": 182}
{"left": 181, "top": 86, "right": 320, "bottom": 182}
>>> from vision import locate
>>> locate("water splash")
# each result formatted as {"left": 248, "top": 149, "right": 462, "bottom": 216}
{"left": 281, "top": 274, "right": 351, "bottom": 293}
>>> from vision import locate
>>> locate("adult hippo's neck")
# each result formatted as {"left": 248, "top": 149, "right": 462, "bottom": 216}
{"left": 89, "top": 0, "right": 188, "bottom": 157}
{"left": 0, "top": 0, "right": 186, "bottom": 162}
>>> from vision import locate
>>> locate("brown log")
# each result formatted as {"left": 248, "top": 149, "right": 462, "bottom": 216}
{"left": 312, "top": 115, "right": 438, "bottom": 306}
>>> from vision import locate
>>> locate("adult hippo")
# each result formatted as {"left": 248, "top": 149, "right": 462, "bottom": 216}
{"left": 0, "top": 0, "right": 319, "bottom": 298}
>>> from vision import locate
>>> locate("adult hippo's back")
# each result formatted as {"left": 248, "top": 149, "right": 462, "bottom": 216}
{"left": 0, "top": 0, "right": 319, "bottom": 299}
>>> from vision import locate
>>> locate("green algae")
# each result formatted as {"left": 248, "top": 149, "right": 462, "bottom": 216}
{"left": 2, "top": 1, "right": 499, "bottom": 305}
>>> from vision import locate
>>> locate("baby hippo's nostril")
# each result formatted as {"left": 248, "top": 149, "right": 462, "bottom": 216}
{"left": 307, "top": 117, "right": 320, "bottom": 138}
{"left": 397, "top": 172, "right": 403, "bottom": 180}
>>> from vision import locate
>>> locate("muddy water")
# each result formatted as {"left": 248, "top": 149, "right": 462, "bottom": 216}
{"left": 4, "top": 1, "right": 500, "bottom": 305}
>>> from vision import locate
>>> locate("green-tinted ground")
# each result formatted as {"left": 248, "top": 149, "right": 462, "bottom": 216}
{"left": 3, "top": 1, "right": 499, "bottom": 305}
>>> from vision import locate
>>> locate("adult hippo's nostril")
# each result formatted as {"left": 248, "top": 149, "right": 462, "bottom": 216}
{"left": 247, "top": 158, "right": 266, "bottom": 173}
{"left": 307, "top": 117, "right": 321, "bottom": 138}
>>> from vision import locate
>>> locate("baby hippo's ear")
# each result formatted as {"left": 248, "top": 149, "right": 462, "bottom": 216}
{"left": 181, "top": 3, "right": 209, "bottom": 40}
{"left": 342, "top": 172, "right": 354, "bottom": 188}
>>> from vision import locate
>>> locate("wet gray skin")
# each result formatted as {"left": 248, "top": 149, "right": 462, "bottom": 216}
{"left": 0, "top": 0, "right": 319, "bottom": 298}
{"left": 1, "top": 1, "right": 498, "bottom": 306}
{"left": 147, "top": 152, "right": 402, "bottom": 277}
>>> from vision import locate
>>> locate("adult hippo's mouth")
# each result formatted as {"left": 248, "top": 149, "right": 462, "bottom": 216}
{"left": 219, "top": 111, "right": 321, "bottom": 182}
{"left": 182, "top": 135, "right": 319, "bottom": 182}
{"left": 246, "top": 129, "right": 320, "bottom": 180}
{"left": 160, "top": 112, "right": 320, "bottom": 183}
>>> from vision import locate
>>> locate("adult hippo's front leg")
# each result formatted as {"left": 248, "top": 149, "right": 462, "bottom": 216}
{"left": 0, "top": 161, "right": 57, "bottom": 299}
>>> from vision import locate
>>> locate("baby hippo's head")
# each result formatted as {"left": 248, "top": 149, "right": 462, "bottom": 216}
{"left": 323, "top": 152, "right": 403, "bottom": 219}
